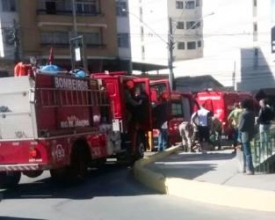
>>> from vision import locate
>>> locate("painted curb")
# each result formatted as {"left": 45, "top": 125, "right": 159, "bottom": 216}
{"left": 133, "top": 146, "right": 181, "bottom": 193}
{"left": 133, "top": 147, "right": 275, "bottom": 213}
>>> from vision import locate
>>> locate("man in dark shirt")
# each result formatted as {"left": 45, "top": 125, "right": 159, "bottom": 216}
{"left": 257, "top": 99, "right": 273, "bottom": 150}
{"left": 238, "top": 99, "right": 256, "bottom": 175}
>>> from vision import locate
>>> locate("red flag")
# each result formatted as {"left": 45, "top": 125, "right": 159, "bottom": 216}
{"left": 48, "top": 47, "right": 54, "bottom": 65}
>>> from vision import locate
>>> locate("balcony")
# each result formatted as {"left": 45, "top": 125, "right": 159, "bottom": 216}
{"left": 40, "top": 42, "right": 107, "bottom": 48}
{"left": 36, "top": 9, "right": 102, "bottom": 17}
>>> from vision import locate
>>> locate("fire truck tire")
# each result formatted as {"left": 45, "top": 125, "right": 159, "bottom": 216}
{"left": 0, "top": 171, "right": 21, "bottom": 188}
{"left": 134, "top": 133, "right": 146, "bottom": 161}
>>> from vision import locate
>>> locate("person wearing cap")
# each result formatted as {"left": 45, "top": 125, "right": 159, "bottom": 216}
{"left": 124, "top": 80, "right": 142, "bottom": 124}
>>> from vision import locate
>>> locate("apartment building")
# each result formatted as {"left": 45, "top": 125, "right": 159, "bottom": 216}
{"left": 156, "top": 0, "right": 275, "bottom": 92}
{"left": 0, "top": 0, "right": 132, "bottom": 73}
{"left": 128, "top": 0, "right": 203, "bottom": 67}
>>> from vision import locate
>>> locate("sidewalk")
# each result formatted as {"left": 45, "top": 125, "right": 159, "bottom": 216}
{"left": 146, "top": 149, "right": 275, "bottom": 192}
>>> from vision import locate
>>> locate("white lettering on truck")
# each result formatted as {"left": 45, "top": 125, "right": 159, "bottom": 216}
{"left": 54, "top": 77, "right": 89, "bottom": 91}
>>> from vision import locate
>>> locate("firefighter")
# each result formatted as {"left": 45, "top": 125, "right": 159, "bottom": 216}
{"left": 124, "top": 80, "right": 142, "bottom": 124}
{"left": 14, "top": 57, "right": 38, "bottom": 78}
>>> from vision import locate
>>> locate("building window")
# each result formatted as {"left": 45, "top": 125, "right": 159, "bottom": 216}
{"left": 176, "top": 1, "right": 184, "bottom": 9}
{"left": 253, "top": 22, "right": 258, "bottom": 41}
{"left": 253, "top": 47, "right": 258, "bottom": 68}
{"left": 253, "top": 0, "right": 257, "bottom": 7}
{"left": 177, "top": 21, "right": 184, "bottom": 29}
{"left": 185, "top": 1, "right": 195, "bottom": 9}
{"left": 177, "top": 42, "right": 185, "bottom": 50}
{"left": 141, "top": 27, "right": 144, "bottom": 41}
{"left": 76, "top": 0, "right": 97, "bottom": 15}
{"left": 186, "top": 21, "right": 196, "bottom": 29}
{"left": 1, "top": 0, "right": 16, "bottom": 12}
{"left": 116, "top": 1, "right": 127, "bottom": 16}
{"left": 196, "top": 0, "right": 200, "bottom": 7}
{"left": 197, "top": 41, "right": 202, "bottom": 47}
{"left": 253, "top": 23, "right": 258, "bottom": 32}
{"left": 118, "top": 33, "right": 129, "bottom": 48}
{"left": 187, "top": 41, "right": 196, "bottom": 49}
{"left": 142, "top": 45, "right": 145, "bottom": 60}
{"left": 81, "top": 32, "right": 101, "bottom": 45}
{"left": 41, "top": 32, "right": 69, "bottom": 45}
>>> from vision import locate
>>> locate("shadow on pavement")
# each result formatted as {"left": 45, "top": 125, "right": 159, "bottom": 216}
{"left": 0, "top": 217, "right": 46, "bottom": 220}
{"left": 146, "top": 151, "right": 236, "bottom": 180}
{"left": 1, "top": 164, "right": 158, "bottom": 201}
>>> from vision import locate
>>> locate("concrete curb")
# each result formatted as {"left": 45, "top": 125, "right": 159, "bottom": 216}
{"left": 133, "top": 148, "right": 275, "bottom": 213}
{"left": 133, "top": 146, "right": 181, "bottom": 193}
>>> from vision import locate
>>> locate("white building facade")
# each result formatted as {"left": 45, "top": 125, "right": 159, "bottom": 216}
{"left": 128, "top": 0, "right": 203, "bottom": 66}
{"left": 157, "top": 0, "right": 275, "bottom": 91}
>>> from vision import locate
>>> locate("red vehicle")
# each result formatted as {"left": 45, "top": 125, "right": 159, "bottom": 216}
{"left": 195, "top": 89, "right": 257, "bottom": 138}
{"left": 91, "top": 72, "right": 169, "bottom": 153}
{"left": 149, "top": 80, "right": 196, "bottom": 149}
{"left": 0, "top": 73, "right": 145, "bottom": 188}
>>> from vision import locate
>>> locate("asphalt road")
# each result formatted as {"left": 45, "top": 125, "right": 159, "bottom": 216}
{"left": 0, "top": 164, "right": 274, "bottom": 220}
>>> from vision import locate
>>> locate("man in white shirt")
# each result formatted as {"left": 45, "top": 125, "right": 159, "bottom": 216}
{"left": 191, "top": 105, "right": 212, "bottom": 153}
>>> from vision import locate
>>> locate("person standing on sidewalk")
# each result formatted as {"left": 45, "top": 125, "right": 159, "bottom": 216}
{"left": 257, "top": 99, "right": 274, "bottom": 151}
{"left": 228, "top": 102, "right": 243, "bottom": 153}
{"left": 191, "top": 104, "right": 211, "bottom": 153}
{"left": 238, "top": 99, "right": 256, "bottom": 175}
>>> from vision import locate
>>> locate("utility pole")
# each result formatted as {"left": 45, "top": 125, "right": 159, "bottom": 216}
{"left": 11, "top": 19, "right": 20, "bottom": 64}
{"left": 72, "top": 0, "right": 78, "bottom": 37}
{"left": 168, "top": 17, "right": 175, "bottom": 90}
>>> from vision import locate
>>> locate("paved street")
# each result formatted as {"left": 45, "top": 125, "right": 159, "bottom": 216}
{"left": 0, "top": 164, "right": 274, "bottom": 220}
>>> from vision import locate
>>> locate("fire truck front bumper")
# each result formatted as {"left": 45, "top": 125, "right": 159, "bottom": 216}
{"left": 0, "top": 163, "right": 49, "bottom": 172}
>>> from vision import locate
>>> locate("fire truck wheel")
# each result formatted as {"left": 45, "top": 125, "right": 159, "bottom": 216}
{"left": 0, "top": 171, "right": 21, "bottom": 188}
{"left": 134, "top": 133, "right": 145, "bottom": 160}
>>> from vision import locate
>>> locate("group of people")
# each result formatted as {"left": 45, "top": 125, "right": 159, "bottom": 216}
{"left": 179, "top": 104, "right": 222, "bottom": 154}
{"left": 178, "top": 98, "right": 274, "bottom": 175}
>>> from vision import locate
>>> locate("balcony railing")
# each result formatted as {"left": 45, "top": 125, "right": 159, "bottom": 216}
{"left": 40, "top": 42, "right": 106, "bottom": 48}
{"left": 36, "top": 9, "right": 102, "bottom": 16}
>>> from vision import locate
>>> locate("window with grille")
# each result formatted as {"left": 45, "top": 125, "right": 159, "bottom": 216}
{"left": 197, "top": 41, "right": 202, "bottom": 47}
{"left": 41, "top": 32, "right": 69, "bottom": 45}
{"left": 176, "top": 1, "right": 184, "bottom": 9}
{"left": 80, "top": 32, "right": 101, "bottom": 45}
{"left": 116, "top": 1, "right": 127, "bottom": 16}
{"left": 76, "top": 0, "right": 97, "bottom": 15}
{"left": 177, "top": 21, "right": 184, "bottom": 29}
{"left": 185, "top": 1, "right": 195, "bottom": 9}
{"left": 186, "top": 21, "right": 196, "bottom": 29}
{"left": 187, "top": 41, "right": 196, "bottom": 50}
{"left": 1, "top": 0, "right": 16, "bottom": 12}
{"left": 117, "top": 33, "right": 129, "bottom": 48}
{"left": 177, "top": 42, "right": 185, "bottom": 50}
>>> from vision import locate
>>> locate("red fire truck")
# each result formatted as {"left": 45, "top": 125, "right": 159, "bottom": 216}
{"left": 195, "top": 89, "right": 258, "bottom": 138}
{"left": 0, "top": 72, "right": 150, "bottom": 188}
{"left": 91, "top": 72, "right": 170, "bottom": 153}
{"left": 149, "top": 80, "right": 196, "bottom": 149}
